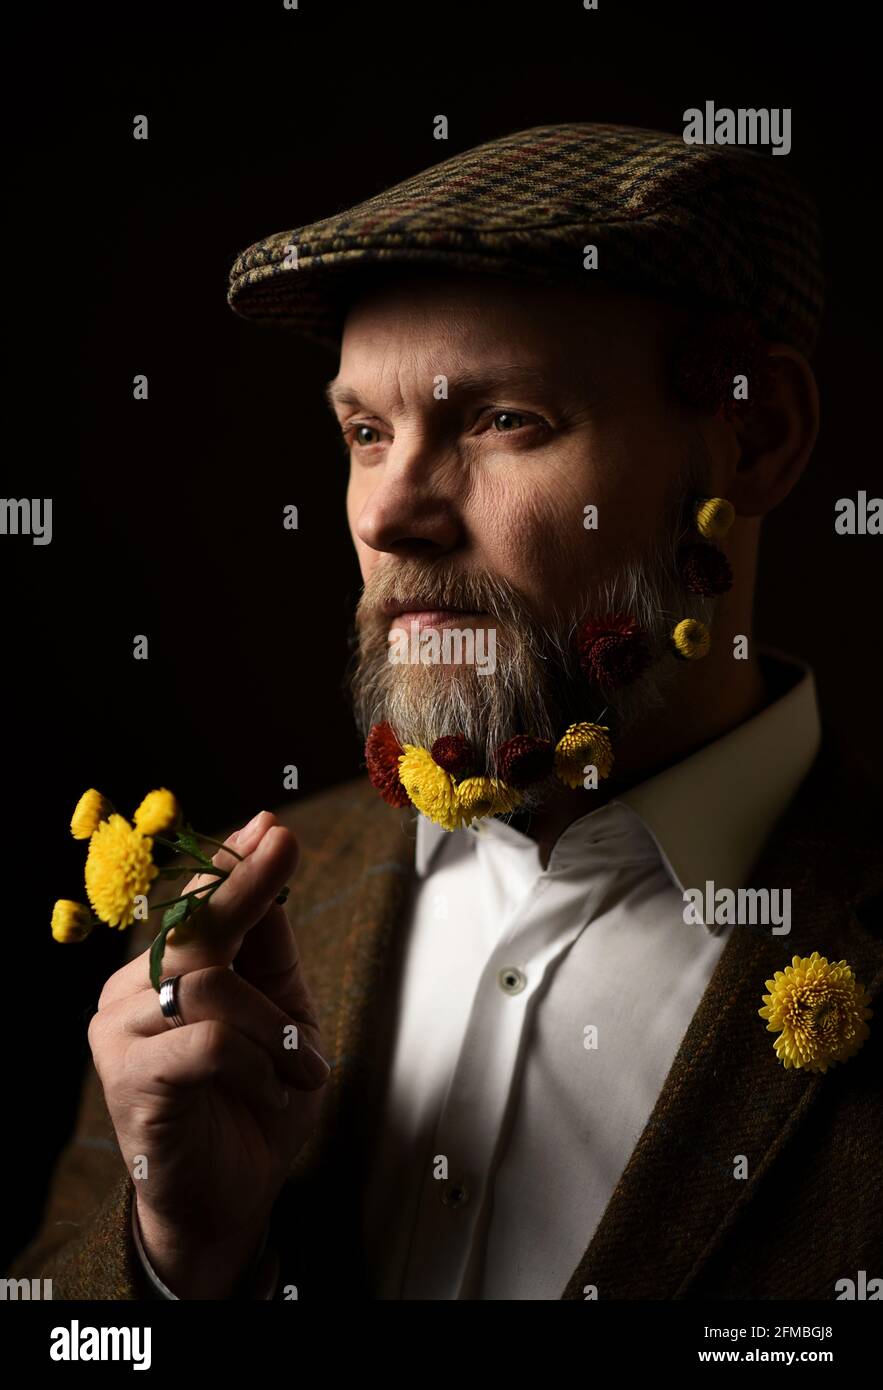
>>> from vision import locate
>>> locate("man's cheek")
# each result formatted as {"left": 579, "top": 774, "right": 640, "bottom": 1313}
{"left": 478, "top": 480, "right": 587, "bottom": 593}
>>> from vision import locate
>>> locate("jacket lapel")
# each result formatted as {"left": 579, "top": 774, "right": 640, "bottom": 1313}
{"left": 560, "top": 756, "right": 883, "bottom": 1299}
{"left": 278, "top": 781, "right": 418, "bottom": 1183}
{"left": 276, "top": 760, "right": 883, "bottom": 1301}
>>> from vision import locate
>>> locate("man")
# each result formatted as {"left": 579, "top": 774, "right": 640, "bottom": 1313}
{"left": 10, "top": 122, "right": 881, "bottom": 1300}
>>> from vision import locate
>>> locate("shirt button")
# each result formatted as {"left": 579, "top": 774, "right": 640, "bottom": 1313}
{"left": 498, "top": 966, "right": 527, "bottom": 994}
{"left": 441, "top": 1181, "right": 470, "bottom": 1208}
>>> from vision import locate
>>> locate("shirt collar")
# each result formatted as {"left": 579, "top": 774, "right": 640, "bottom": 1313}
{"left": 615, "top": 649, "right": 820, "bottom": 898}
{"left": 413, "top": 650, "right": 821, "bottom": 906}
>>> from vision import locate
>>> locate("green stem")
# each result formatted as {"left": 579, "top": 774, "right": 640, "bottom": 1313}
{"left": 147, "top": 884, "right": 219, "bottom": 913}
{"left": 157, "top": 863, "right": 228, "bottom": 879}
{"left": 152, "top": 833, "right": 212, "bottom": 865}
{"left": 193, "top": 832, "right": 244, "bottom": 861}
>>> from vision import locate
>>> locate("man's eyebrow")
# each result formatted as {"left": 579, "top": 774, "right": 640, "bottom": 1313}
{"left": 323, "top": 366, "right": 555, "bottom": 414}
{"left": 323, "top": 380, "right": 361, "bottom": 413}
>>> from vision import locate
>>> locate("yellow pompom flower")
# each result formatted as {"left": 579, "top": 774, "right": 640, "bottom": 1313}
{"left": 51, "top": 900, "right": 95, "bottom": 943}
{"left": 759, "top": 952, "right": 873, "bottom": 1073}
{"left": 457, "top": 776, "right": 522, "bottom": 823}
{"left": 672, "top": 617, "right": 711, "bottom": 660}
{"left": 133, "top": 788, "right": 180, "bottom": 836}
{"left": 398, "top": 745, "right": 464, "bottom": 832}
{"left": 84, "top": 814, "right": 159, "bottom": 929}
{"left": 695, "top": 496, "right": 735, "bottom": 541}
{"left": 554, "top": 722, "right": 614, "bottom": 789}
{"left": 70, "top": 789, "right": 111, "bottom": 840}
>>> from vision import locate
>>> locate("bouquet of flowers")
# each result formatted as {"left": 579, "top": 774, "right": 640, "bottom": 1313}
{"left": 51, "top": 788, "right": 287, "bottom": 991}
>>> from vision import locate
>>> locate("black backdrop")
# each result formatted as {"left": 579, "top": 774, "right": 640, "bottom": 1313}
{"left": 4, "top": 1, "right": 881, "bottom": 1268}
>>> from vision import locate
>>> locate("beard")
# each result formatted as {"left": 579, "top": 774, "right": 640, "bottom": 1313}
{"left": 347, "top": 456, "right": 713, "bottom": 813}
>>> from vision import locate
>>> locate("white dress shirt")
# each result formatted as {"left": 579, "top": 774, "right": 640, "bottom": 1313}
{"left": 360, "top": 652, "right": 821, "bottom": 1299}
{"left": 138, "top": 652, "right": 820, "bottom": 1298}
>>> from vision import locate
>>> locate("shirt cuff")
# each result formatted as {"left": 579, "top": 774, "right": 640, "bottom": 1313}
{"left": 131, "top": 1197, "right": 279, "bottom": 1300}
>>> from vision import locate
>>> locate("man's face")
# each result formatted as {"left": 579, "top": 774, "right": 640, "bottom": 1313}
{"left": 329, "top": 269, "right": 710, "bottom": 783}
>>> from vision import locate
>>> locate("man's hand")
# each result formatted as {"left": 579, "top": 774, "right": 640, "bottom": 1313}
{"left": 87, "top": 811, "right": 330, "bottom": 1298}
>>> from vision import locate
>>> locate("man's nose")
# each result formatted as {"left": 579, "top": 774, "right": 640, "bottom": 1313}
{"left": 353, "top": 444, "right": 464, "bottom": 558}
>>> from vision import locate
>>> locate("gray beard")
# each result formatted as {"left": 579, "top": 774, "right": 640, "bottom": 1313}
{"left": 347, "top": 460, "right": 713, "bottom": 812}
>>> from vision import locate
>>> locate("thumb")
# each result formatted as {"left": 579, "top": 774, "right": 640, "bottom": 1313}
{"left": 160, "top": 813, "right": 298, "bottom": 972}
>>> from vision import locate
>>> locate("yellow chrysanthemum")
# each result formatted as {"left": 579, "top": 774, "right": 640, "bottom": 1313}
{"left": 695, "top": 496, "right": 735, "bottom": 541}
{"left": 457, "top": 776, "right": 522, "bottom": 823}
{"left": 554, "top": 722, "right": 614, "bottom": 789}
{"left": 671, "top": 617, "right": 711, "bottom": 660}
{"left": 84, "top": 814, "right": 158, "bottom": 929}
{"left": 70, "top": 788, "right": 111, "bottom": 840}
{"left": 398, "top": 745, "right": 464, "bottom": 832}
{"left": 51, "top": 900, "right": 95, "bottom": 943}
{"left": 133, "top": 788, "right": 180, "bottom": 836}
{"left": 759, "top": 952, "right": 873, "bottom": 1073}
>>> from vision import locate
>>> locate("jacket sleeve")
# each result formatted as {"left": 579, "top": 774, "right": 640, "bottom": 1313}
{"left": 5, "top": 1051, "right": 149, "bottom": 1298}
{"left": 6, "top": 895, "right": 171, "bottom": 1299}
{"left": 7, "top": 822, "right": 293, "bottom": 1300}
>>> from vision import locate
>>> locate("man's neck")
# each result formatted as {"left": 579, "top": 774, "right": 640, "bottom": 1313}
{"left": 512, "top": 648, "right": 771, "bottom": 870}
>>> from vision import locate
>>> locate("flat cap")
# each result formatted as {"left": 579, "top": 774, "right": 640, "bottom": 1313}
{"left": 227, "top": 121, "right": 824, "bottom": 357}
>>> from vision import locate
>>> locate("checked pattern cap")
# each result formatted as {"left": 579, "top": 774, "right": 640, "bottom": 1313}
{"left": 228, "top": 121, "right": 824, "bottom": 356}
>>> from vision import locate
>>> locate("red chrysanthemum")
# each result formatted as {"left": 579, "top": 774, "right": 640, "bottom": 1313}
{"left": 576, "top": 616, "right": 653, "bottom": 689}
{"left": 677, "top": 543, "right": 734, "bottom": 596}
{"left": 495, "top": 735, "right": 555, "bottom": 788}
{"left": 430, "top": 734, "right": 474, "bottom": 778}
{"left": 365, "top": 722, "right": 411, "bottom": 807}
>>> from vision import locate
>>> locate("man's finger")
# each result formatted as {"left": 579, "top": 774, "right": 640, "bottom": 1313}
{"left": 110, "top": 965, "right": 327, "bottom": 1088}
{"left": 232, "top": 901, "right": 321, "bottom": 1030}
{"left": 124, "top": 1020, "right": 291, "bottom": 1116}
{"left": 99, "top": 812, "right": 297, "bottom": 1007}
{"left": 164, "top": 823, "right": 298, "bottom": 965}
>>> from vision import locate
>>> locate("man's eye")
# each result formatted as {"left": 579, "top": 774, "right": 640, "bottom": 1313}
{"left": 343, "top": 423, "right": 384, "bottom": 449}
{"left": 492, "top": 410, "right": 528, "bottom": 432}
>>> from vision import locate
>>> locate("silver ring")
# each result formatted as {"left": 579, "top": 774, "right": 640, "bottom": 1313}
{"left": 158, "top": 975, "right": 185, "bottom": 1028}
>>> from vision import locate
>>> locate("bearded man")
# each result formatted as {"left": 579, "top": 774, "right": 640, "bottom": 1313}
{"left": 10, "top": 122, "right": 881, "bottom": 1302}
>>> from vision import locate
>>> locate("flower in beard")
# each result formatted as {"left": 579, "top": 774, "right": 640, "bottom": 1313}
{"left": 457, "top": 776, "right": 522, "bottom": 822}
{"left": 430, "top": 734, "right": 475, "bottom": 778}
{"left": 365, "top": 722, "right": 411, "bottom": 808}
{"left": 576, "top": 615, "right": 652, "bottom": 690}
{"left": 677, "top": 543, "right": 733, "bottom": 597}
{"left": 495, "top": 735, "right": 555, "bottom": 788}
{"left": 398, "top": 745, "right": 463, "bottom": 831}
{"left": 554, "top": 722, "right": 614, "bottom": 789}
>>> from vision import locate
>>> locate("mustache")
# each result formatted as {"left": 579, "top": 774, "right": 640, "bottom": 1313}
{"left": 355, "top": 561, "right": 538, "bottom": 631}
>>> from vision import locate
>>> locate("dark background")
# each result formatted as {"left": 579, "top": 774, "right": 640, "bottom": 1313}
{"left": 4, "top": 1, "right": 880, "bottom": 1267}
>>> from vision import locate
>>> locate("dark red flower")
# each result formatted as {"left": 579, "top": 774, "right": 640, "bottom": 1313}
{"left": 430, "top": 734, "right": 474, "bottom": 778}
{"left": 495, "top": 735, "right": 555, "bottom": 788}
{"left": 677, "top": 543, "right": 733, "bottom": 596}
{"left": 365, "top": 722, "right": 411, "bottom": 807}
{"left": 576, "top": 616, "right": 653, "bottom": 689}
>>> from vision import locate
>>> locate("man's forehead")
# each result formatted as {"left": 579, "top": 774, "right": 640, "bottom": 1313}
{"left": 324, "top": 361, "right": 562, "bottom": 411}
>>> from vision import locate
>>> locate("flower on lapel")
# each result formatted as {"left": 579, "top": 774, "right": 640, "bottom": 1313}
{"left": 759, "top": 952, "right": 872, "bottom": 1073}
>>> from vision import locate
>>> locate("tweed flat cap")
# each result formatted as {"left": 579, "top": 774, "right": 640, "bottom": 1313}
{"left": 227, "top": 121, "right": 824, "bottom": 357}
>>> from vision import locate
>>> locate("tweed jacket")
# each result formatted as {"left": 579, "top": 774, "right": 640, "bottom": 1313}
{"left": 9, "top": 747, "right": 883, "bottom": 1299}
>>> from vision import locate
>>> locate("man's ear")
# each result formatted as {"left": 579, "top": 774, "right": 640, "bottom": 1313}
{"left": 727, "top": 345, "right": 820, "bottom": 516}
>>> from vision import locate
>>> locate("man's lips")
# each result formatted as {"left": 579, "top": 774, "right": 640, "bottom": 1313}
{"left": 382, "top": 597, "right": 486, "bottom": 623}
{"left": 387, "top": 607, "right": 487, "bottom": 630}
